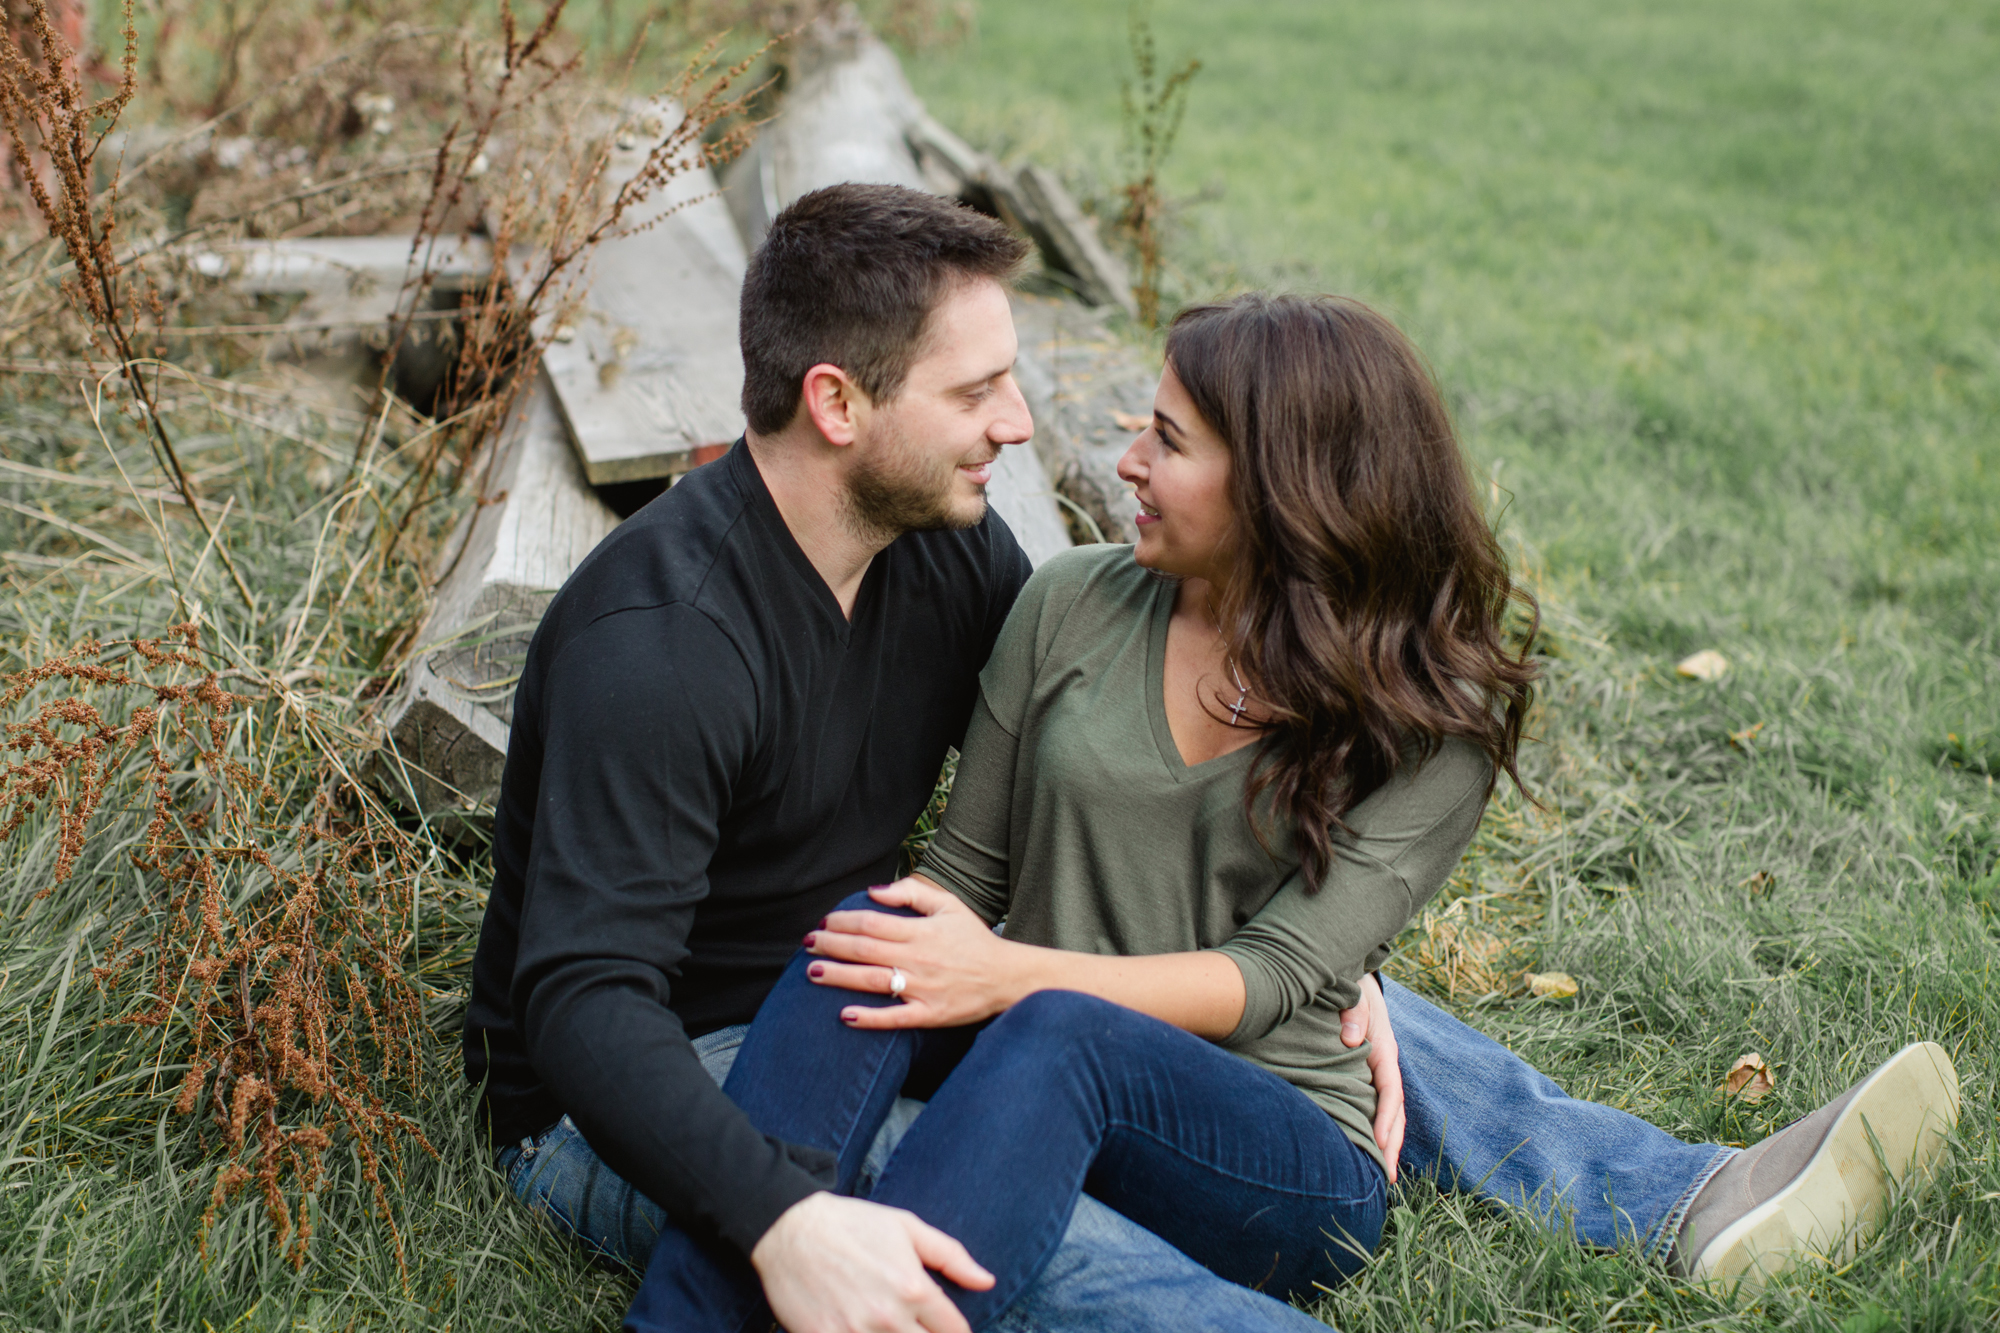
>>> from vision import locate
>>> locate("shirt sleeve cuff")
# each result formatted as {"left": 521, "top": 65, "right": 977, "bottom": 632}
{"left": 916, "top": 854, "right": 1006, "bottom": 925}
{"left": 713, "top": 1139, "right": 839, "bottom": 1257}
{"left": 1212, "top": 946, "right": 1284, "bottom": 1048}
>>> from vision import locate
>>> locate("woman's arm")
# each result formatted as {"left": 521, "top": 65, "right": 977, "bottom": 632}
{"left": 806, "top": 877, "right": 1248, "bottom": 1039}
{"left": 814, "top": 739, "right": 1493, "bottom": 1047}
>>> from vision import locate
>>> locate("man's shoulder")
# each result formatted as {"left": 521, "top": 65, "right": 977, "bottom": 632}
{"left": 539, "top": 456, "right": 752, "bottom": 639}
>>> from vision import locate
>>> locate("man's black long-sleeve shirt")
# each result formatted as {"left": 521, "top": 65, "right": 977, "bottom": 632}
{"left": 463, "top": 441, "right": 1031, "bottom": 1255}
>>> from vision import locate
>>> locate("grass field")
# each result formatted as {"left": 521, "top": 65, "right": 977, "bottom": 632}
{"left": 3, "top": 1, "right": 1997, "bottom": 1329}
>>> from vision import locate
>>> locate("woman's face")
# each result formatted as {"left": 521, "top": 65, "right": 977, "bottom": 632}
{"left": 1116, "top": 362, "right": 1237, "bottom": 584}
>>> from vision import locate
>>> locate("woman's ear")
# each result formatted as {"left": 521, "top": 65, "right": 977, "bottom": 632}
{"left": 800, "top": 363, "right": 868, "bottom": 447}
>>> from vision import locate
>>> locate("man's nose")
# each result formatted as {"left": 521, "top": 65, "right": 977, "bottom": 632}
{"left": 990, "top": 374, "right": 1034, "bottom": 446}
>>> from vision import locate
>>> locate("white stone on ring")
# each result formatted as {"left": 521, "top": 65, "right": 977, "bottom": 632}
{"left": 889, "top": 966, "right": 907, "bottom": 997}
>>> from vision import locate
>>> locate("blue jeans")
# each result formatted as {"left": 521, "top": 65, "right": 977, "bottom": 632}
{"left": 1384, "top": 976, "right": 1735, "bottom": 1259}
{"left": 499, "top": 1026, "right": 1329, "bottom": 1332}
{"left": 499, "top": 948, "right": 1734, "bottom": 1328}
{"left": 624, "top": 961, "right": 1388, "bottom": 1332}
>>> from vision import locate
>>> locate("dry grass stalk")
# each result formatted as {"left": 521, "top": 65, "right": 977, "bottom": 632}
{"left": 0, "top": 0, "right": 257, "bottom": 610}
{"left": 0, "top": 1, "right": 767, "bottom": 1274}
{"left": 1, "top": 624, "right": 434, "bottom": 1271}
{"left": 1406, "top": 898, "right": 1521, "bottom": 999}
{"left": 363, "top": 1, "right": 765, "bottom": 573}
{"left": 1117, "top": 1, "right": 1198, "bottom": 329}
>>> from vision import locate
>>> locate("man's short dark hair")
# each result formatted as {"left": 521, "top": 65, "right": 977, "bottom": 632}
{"left": 739, "top": 183, "right": 1030, "bottom": 435}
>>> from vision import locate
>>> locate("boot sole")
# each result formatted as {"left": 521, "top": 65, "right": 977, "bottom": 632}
{"left": 1692, "top": 1040, "right": 1960, "bottom": 1292}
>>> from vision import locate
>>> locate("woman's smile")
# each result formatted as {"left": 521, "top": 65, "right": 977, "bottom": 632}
{"left": 1116, "top": 364, "right": 1237, "bottom": 585}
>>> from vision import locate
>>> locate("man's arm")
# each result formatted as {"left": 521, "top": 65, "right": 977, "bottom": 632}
{"left": 513, "top": 607, "right": 992, "bottom": 1332}
{"left": 511, "top": 606, "right": 831, "bottom": 1252}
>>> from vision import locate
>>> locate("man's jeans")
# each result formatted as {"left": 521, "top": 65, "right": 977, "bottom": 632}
{"left": 498, "top": 979, "right": 1735, "bottom": 1327}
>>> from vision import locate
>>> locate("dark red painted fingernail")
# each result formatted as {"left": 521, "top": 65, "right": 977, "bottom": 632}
{"left": 803, "top": 933, "right": 817, "bottom": 948}
{"left": 808, "top": 963, "right": 825, "bottom": 979}
{"left": 818, "top": 917, "right": 828, "bottom": 929}
{"left": 841, "top": 1010, "right": 859, "bottom": 1024}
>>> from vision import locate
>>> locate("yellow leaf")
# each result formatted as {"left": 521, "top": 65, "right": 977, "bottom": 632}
{"left": 1526, "top": 971, "right": 1578, "bottom": 999}
{"left": 1676, "top": 649, "right": 1731, "bottom": 681}
{"left": 1722, "top": 1052, "right": 1775, "bottom": 1102}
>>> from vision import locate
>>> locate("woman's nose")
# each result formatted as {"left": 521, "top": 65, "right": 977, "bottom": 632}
{"left": 1115, "top": 433, "right": 1149, "bottom": 484}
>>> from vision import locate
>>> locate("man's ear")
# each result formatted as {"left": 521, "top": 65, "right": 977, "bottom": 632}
{"left": 800, "top": 363, "right": 869, "bottom": 447}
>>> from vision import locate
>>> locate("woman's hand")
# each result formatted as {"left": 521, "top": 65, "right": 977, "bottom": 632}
{"left": 804, "top": 878, "right": 1021, "bottom": 1029}
{"left": 1338, "top": 972, "right": 1404, "bottom": 1184}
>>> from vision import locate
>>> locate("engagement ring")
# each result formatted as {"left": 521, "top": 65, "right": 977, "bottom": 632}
{"left": 889, "top": 966, "right": 907, "bottom": 997}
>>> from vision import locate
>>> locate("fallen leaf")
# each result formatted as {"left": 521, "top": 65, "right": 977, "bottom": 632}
{"left": 1111, "top": 410, "right": 1151, "bottom": 432}
{"left": 1525, "top": 971, "right": 1578, "bottom": 999}
{"left": 1739, "top": 870, "right": 1776, "bottom": 895}
{"left": 1729, "top": 721, "right": 1766, "bottom": 747}
{"left": 1722, "top": 1052, "right": 1775, "bottom": 1103}
{"left": 1676, "top": 649, "right": 1730, "bottom": 682}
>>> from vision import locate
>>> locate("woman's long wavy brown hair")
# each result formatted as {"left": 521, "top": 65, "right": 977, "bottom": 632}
{"left": 1166, "top": 293, "right": 1540, "bottom": 885}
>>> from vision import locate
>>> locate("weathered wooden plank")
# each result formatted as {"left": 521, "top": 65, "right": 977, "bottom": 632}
{"left": 537, "top": 108, "right": 750, "bottom": 485}
{"left": 193, "top": 235, "right": 493, "bottom": 325}
{"left": 718, "top": 18, "right": 1075, "bottom": 567}
{"left": 903, "top": 116, "right": 1135, "bottom": 320}
{"left": 1012, "top": 165, "right": 1137, "bottom": 320}
{"left": 1009, "top": 290, "right": 1157, "bottom": 544}
{"left": 378, "top": 367, "right": 621, "bottom": 822}
{"left": 905, "top": 115, "right": 999, "bottom": 208}
{"left": 724, "top": 13, "right": 931, "bottom": 249}
{"left": 987, "top": 438, "right": 1076, "bottom": 567}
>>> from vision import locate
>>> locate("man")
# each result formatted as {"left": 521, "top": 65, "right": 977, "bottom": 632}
{"left": 466, "top": 183, "right": 1960, "bottom": 1332}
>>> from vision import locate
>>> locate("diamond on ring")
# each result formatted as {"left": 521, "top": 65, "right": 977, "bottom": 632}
{"left": 889, "top": 967, "right": 907, "bottom": 997}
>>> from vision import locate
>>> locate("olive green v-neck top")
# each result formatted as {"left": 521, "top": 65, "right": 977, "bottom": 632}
{"left": 918, "top": 544, "right": 1494, "bottom": 1165}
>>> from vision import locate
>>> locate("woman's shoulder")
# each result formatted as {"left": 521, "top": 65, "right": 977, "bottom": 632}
{"left": 1014, "top": 542, "right": 1150, "bottom": 616}
{"left": 985, "top": 544, "right": 1155, "bottom": 689}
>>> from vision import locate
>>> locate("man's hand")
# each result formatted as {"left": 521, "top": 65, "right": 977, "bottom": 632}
{"left": 751, "top": 1191, "right": 995, "bottom": 1333}
{"left": 804, "top": 879, "right": 1022, "bottom": 1029}
{"left": 1339, "top": 971, "right": 1404, "bottom": 1184}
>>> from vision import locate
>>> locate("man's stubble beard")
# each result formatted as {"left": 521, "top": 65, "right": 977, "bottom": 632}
{"left": 843, "top": 418, "right": 989, "bottom": 541}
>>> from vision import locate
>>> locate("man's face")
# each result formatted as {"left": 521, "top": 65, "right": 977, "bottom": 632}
{"left": 845, "top": 278, "right": 1033, "bottom": 535}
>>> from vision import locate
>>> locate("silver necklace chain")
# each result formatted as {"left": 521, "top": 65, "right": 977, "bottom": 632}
{"left": 1204, "top": 593, "right": 1253, "bottom": 727}
{"left": 1223, "top": 655, "right": 1251, "bottom": 726}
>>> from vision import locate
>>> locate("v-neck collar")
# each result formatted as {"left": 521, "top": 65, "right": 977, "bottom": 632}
{"left": 1142, "top": 576, "right": 1259, "bottom": 783}
{"left": 729, "top": 442, "right": 882, "bottom": 639}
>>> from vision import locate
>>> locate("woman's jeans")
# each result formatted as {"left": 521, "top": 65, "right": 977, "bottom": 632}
{"left": 620, "top": 897, "right": 1388, "bottom": 1332}
{"left": 500, "top": 907, "right": 1735, "bottom": 1329}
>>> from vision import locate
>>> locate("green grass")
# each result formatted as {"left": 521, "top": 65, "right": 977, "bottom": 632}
{"left": 906, "top": 0, "right": 2000, "bottom": 1327}
{"left": 5, "top": 0, "right": 1999, "bottom": 1329}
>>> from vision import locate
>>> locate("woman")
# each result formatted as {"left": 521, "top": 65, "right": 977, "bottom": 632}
{"left": 627, "top": 293, "right": 1538, "bottom": 1331}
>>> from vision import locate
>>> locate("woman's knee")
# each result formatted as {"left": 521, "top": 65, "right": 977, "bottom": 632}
{"left": 829, "top": 887, "right": 921, "bottom": 919}
{"left": 992, "top": 990, "right": 1164, "bottom": 1055}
